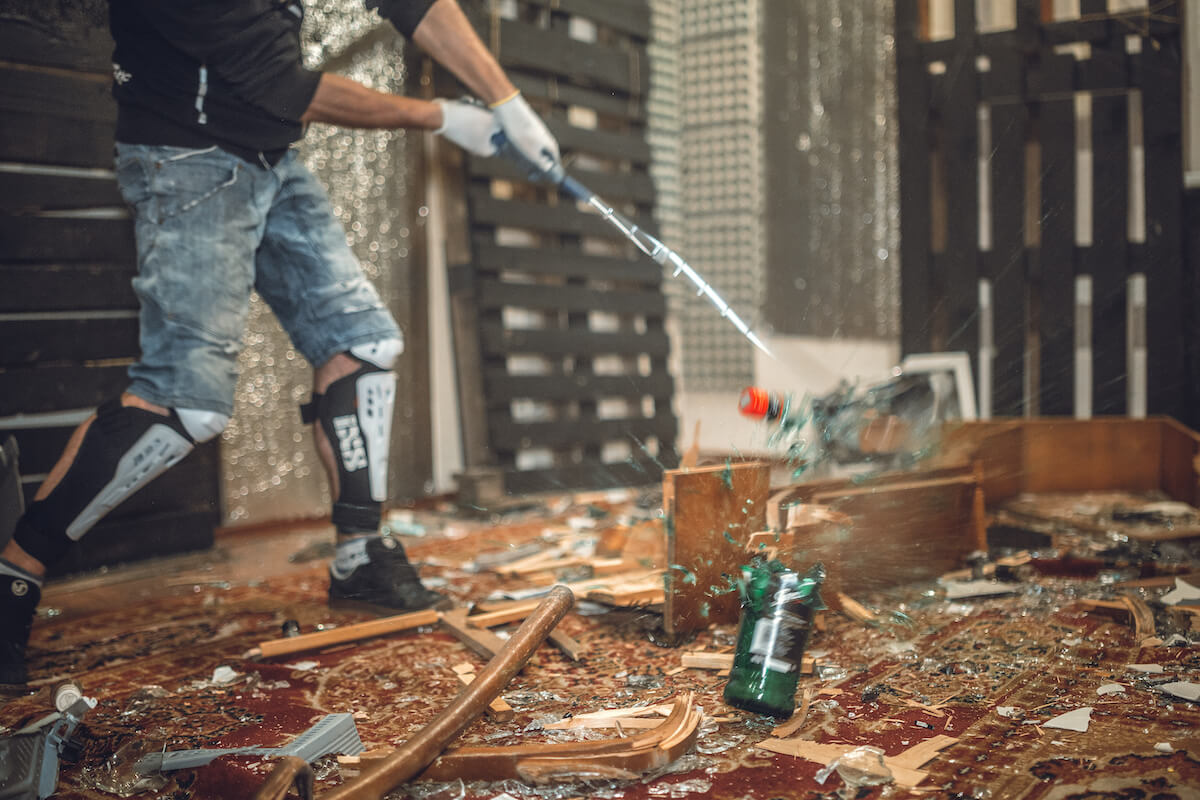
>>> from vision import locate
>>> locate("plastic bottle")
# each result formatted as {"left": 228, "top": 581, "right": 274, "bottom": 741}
{"left": 723, "top": 561, "right": 825, "bottom": 718}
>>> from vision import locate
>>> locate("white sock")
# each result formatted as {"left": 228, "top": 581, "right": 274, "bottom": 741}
{"left": 0, "top": 558, "right": 43, "bottom": 589}
{"left": 330, "top": 536, "right": 373, "bottom": 580}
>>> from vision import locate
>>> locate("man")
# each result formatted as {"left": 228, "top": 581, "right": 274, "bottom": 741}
{"left": 0, "top": 0, "right": 562, "bottom": 686}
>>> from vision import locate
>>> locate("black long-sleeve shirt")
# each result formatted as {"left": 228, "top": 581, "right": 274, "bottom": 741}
{"left": 110, "top": 0, "right": 437, "bottom": 163}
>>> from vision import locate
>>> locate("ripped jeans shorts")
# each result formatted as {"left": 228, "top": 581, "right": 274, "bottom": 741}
{"left": 114, "top": 143, "right": 402, "bottom": 416}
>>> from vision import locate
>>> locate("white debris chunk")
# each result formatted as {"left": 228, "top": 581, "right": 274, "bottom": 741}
{"left": 285, "top": 660, "right": 320, "bottom": 672}
{"left": 1157, "top": 681, "right": 1200, "bottom": 702}
{"left": 1155, "top": 742, "right": 1174, "bottom": 753}
{"left": 996, "top": 706, "right": 1021, "bottom": 718}
{"left": 1128, "top": 664, "right": 1165, "bottom": 674}
{"left": 1061, "top": 638, "right": 1082, "bottom": 646}
{"left": 211, "top": 665, "right": 239, "bottom": 684}
{"left": 943, "top": 580, "right": 1018, "bottom": 600}
{"left": 1096, "top": 684, "right": 1126, "bottom": 696}
{"left": 1042, "top": 707, "right": 1093, "bottom": 732}
{"left": 1161, "top": 578, "right": 1200, "bottom": 606}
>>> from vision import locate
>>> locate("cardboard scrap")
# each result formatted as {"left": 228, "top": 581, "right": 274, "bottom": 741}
{"left": 1158, "top": 681, "right": 1200, "bottom": 702}
{"left": 1128, "top": 664, "right": 1165, "bottom": 674}
{"left": 1042, "top": 707, "right": 1092, "bottom": 732}
{"left": 1161, "top": 578, "right": 1200, "bottom": 606}
{"left": 1096, "top": 683, "right": 1126, "bottom": 696}
{"left": 942, "top": 580, "right": 1019, "bottom": 600}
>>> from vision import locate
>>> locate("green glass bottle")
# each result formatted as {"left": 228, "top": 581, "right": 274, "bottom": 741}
{"left": 723, "top": 561, "right": 825, "bottom": 718}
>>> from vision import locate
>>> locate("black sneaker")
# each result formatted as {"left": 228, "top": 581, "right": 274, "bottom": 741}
{"left": 1, "top": 572, "right": 40, "bottom": 686}
{"left": 328, "top": 536, "right": 452, "bottom": 614}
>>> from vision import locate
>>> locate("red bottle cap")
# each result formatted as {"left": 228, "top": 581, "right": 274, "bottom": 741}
{"left": 739, "top": 386, "right": 770, "bottom": 418}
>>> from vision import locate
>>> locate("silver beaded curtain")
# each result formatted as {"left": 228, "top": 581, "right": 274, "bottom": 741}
{"left": 220, "top": 2, "right": 418, "bottom": 527}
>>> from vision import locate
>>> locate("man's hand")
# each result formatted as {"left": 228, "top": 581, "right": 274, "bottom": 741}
{"left": 490, "top": 92, "right": 562, "bottom": 180}
{"left": 435, "top": 99, "right": 498, "bottom": 157}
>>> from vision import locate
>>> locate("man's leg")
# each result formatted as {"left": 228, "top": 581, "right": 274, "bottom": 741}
{"left": 254, "top": 151, "right": 446, "bottom": 614}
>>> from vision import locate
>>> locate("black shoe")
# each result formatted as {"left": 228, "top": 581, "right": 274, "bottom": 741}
{"left": 0, "top": 571, "right": 40, "bottom": 686}
{"left": 328, "top": 536, "right": 452, "bottom": 614}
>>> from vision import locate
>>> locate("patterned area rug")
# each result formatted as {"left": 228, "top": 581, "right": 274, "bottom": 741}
{"left": 2, "top": 510, "right": 1198, "bottom": 800}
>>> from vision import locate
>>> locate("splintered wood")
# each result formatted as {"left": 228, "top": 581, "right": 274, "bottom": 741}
{"left": 453, "top": 663, "right": 515, "bottom": 721}
{"left": 663, "top": 461, "right": 771, "bottom": 634}
{"left": 244, "top": 609, "right": 439, "bottom": 659}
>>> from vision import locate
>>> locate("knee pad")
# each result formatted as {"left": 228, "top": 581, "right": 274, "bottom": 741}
{"left": 176, "top": 408, "right": 229, "bottom": 443}
{"left": 350, "top": 336, "right": 403, "bottom": 370}
{"left": 14, "top": 400, "right": 197, "bottom": 567}
{"left": 302, "top": 359, "right": 396, "bottom": 533}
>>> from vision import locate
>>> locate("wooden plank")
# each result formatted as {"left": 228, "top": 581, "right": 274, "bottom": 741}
{"left": 0, "top": 263, "right": 137, "bottom": 312}
{"left": 939, "top": 40, "right": 981, "bottom": 370}
{"left": 1158, "top": 418, "right": 1200, "bottom": 506}
{"left": 467, "top": 157, "right": 655, "bottom": 205}
{"left": 478, "top": 324, "right": 670, "bottom": 356}
{"left": 439, "top": 608, "right": 510, "bottom": 659}
{"left": 548, "top": 118, "right": 653, "bottom": 165}
{"left": 474, "top": 278, "right": 665, "bottom": 315}
{"left": 483, "top": 372, "right": 673, "bottom": 405}
{"left": 249, "top": 609, "right": 440, "bottom": 659}
{"left": 1020, "top": 418, "right": 1165, "bottom": 494}
{"left": 517, "top": 0, "right": 651, "bottom": 39}
{"left": 1139, "top": 20, "right": 1185, "bottom": 421}
{"left": 0, "top": 171, "right": 122, "bottom": 212}
{"left": 0, "top": 317, "right": 139, "bottom": 365}
{"left": 473, "top": 243, "right": 659, "bottom": 285}
{"left": 0, "top": 364, "right": 130, "bottom": 416}
{"left": 0, "top": 111, "right": 115, "bottom": 168}
{"left": 466, "top": 599, "right": 544, "bottom": 628}
{"left": 0, "top": 65, "right": 114, "bottom": 122}
{"left": 663, "top": 461, "right": 771, "bottom": 635}
{"left": 469, "top": 191, "right": 617, "bottom": 239}
{"left": 896, "top": 0, "right": 935, "bottom": 355}
{"left": 1032, "top": 53, "right": 1077, "bottom": 416}
{"left": 0, "top": 12, "right": 114, "bottom": 73}
{"left": 1086, "top": 33, "right": 1129, "bottom": 415}
{"left": 487, "top": 413, "right": 676, "bottom": 451}
{"left": 986, "top": 49, "right": 1029, "bottom": 416}
{"left": 510, "top": 71, "right": 645, "bottom": 122}
{"left": 0, "top": 216, "right": 134, "bottom": 263}
{"left": 494, "top": 18, "right": 649, "bottom": 96}
{"left": 455, "top": 670, "right": 516, "bottom": 721}
{"left": 502, "top": 455, "right": 671, "bottom": 495}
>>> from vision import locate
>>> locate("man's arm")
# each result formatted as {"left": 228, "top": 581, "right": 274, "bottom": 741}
{"left": 301, "top": 73, "right": 441, "bottom": 129}
{"left": 409, "top": 0, "right": 516, "bottom": 105}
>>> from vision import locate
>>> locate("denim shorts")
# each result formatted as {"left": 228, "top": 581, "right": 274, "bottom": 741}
{"left": 114, "top": 144, "right": 402, "bottom": 416}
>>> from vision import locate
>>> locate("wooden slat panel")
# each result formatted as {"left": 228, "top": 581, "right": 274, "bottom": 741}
{"left": 987, "top": 50, "right": 1028, "bottom": 416}
{"left": 0, "top": 14, "right": 113, "bottom": 73}
{"left": 1087, "top": 33, "right": 1129, "bottom": 415}
{"left": 548, "top": 118, "right": 653, "bottom": 165}
{"left": 518, "top": 0, "right": 651, "bottom": 39}
{"left": 489, "top": 413, "right": 676, "bottom": 451}
{"left": 0, "top": 318, "right": 139, "bottom": 365}
{"left": 467, "top": 157, "right": 655, "bottom": 204}
{"left": 0, "top": 171, "right": 122, "bottom": 212}
{"left": 484, "top": 371, "right": 673, "bottom": 404}
{"left": 502, "top": 454, "right": 669, "bottom": 494}
{"left": 1032, "top": 54, "right": 1077, "bottom": 416}
{"left": 0, "top": 263, "right": 137, "bottom": 312}
{"left": 0, "top": 66, "right": 114, "bottom": 121}
{"left": 510, "top": 71, "right": 645, "bottom": 122}
{"left": 0, "top": 216, "right": 133, "bottom": 262}
{"left": 469, "top": 190, "right": 617, "bottom": 238}
{"left": 896, "top": 1, "right": 934, "bottom": 355}
{"left": 1139, "top": 18, "right": 1185, "bottom": 420}
{"left": 0, "top": 111, "right": 115, "bottom": 168}
{"left": 0, "top": 364, "right": 129, "bottom": 416}
{"left": 479, "top": 324, "right": 670, "bottom": 356}
{"left": 473, "top": 243, "right": 659, "bottom": 285}
{"left": 475, "top": 278, "right": 665, "bottom": 315}
{"left": 494, "top": 18, "right": 649, "bottom": 96}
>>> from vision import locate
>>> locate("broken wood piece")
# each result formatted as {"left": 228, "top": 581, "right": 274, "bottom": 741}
{"left": 542, "top": 716, "right": 666, "bottom": 731}
{"left": 886, "top": 734, "right": 959, "bottom": 771}
{"left": 679, "top": 420, "right": 702, "bottom": 469}
{"left": 681, "top": 652, "right": 734, "bottom": 671}
{"left": 771, "top": 686, "right": 814, "bottom": 738}
{"left": 585, "top": 573, "right": 666, "bottom": 607}
{"left": 834, "top": 593, "right": 877, "bottom": 623}
{"left": 547, "top": 629, "right": 584, "bottom": 661}
{"left": 465, "top": 599, "right": 544, "bottom": 629}
{"left": 544, "top": 704, "right": 674, "bottom": 726}
{"left": 1080, "top": 595, "right": 1157, "bottom": 643}
{"left": 456, "top": 670, "right": 515, "bottom": 721}
{"left": 246, "top": 609, "right": 439, "bottom": 659}
{"left": 418, "top": 693, "right": 701, "bottom": 784}
{"left": 663, "top": 461, "right": 771, "bottom": 634}
{"left": 439, "top": 609, "right": 509, "bottom": 659}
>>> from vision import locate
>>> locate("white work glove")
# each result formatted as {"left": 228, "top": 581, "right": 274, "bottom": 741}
{"left": 434, "top": 98, "right": 499, "bottom": 157}
{"left": 490, "top": 91, "right": 562, "bottom": 180}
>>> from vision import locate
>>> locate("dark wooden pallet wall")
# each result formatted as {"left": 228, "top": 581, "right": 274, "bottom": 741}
{"left": 0, "top": 4, "right": 218, "bottom": 574}
{"left": 896, "top": 0, "right": 1188, "bottom": 423}
{"left": 443, "top": 0, "right": 678, "bottom": 495}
